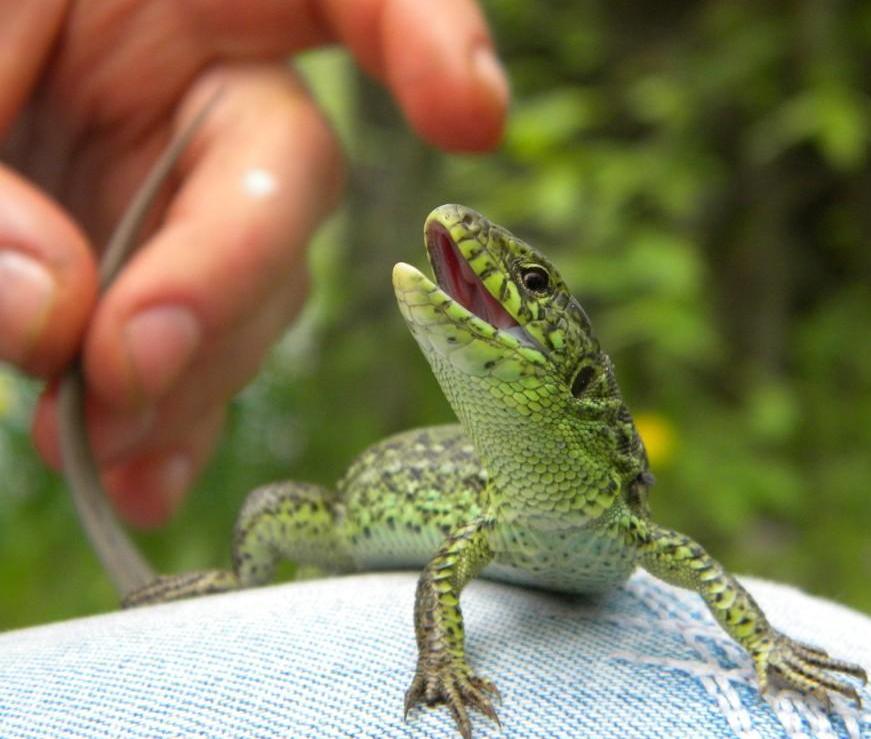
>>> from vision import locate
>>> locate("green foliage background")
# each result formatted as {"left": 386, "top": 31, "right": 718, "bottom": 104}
{"left": 1, "top": 2, "right": 869, "bottom": 628}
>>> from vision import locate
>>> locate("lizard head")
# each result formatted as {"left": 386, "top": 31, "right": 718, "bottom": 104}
{"left": 393, "top": 204, "right": 648, "bottom": 517}
{"left": 393, "top": 204, "right": 601, "bottom": 391}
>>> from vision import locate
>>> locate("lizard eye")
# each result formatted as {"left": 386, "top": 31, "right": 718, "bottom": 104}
{"left": 571, "top": 365, "right": 596, "bottom": 397}
{"left": 520, "top": 265, "right": 550, "bottom": 293}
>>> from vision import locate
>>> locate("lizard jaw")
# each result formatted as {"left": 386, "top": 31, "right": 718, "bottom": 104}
{"left": 425, "top": 220, "right": 519, "bottom": 332}
{"left": 421, "top": 212, "right": 539, "bottom": 351}
{"left": 392, "top": 262, "right": 545, "bottom": 362}
{"left": 393, "top": 205, "right": 548, "bottom": 375}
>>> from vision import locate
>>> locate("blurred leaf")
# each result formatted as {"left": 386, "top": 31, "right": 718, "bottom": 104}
{"left": 751, "top": 85, "right": 871, "bottom": 170}
{"left": 507, "top": 88, "right": 606, "bottom": 159}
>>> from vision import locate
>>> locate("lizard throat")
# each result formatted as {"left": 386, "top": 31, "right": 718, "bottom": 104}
{"left": 426, "top": 222, "right": 519, "bottom": 332}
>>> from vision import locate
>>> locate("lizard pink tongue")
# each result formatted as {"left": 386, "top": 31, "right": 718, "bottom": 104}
{"left": 429, "top": 225, "right": 518, "bottom": 330}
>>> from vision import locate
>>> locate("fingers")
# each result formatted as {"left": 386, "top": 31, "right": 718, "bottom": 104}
{"left": 33, "top": 266, "right": 304, "bottom": 526}
{"left": 2, "top": 0, "right": 503, "bottom": 381}
{"left": 193, "top": 0, "right": 509, "bottom": 151}
{"left": 102, "top": 407, "right": 226, "bottom": 528}
{"left": 0, "top": 2, "right": 67, "bottom": 135}
{"left": 0, "top": 6, "right": 98, "bottom": 377}
{"left": 33, "top": 392, "right": 227, "bottom": 528}
{"left": 368, "top": 0, "right": 510, "bottom": 151}
{"left": 323, "top": 0, "right": 510, "bottom": 151}
{"left": 0, "top": 166, "right": 98, "bottom": 375}
{"left": 33, "top": 64, "right": 340, "bottom": 525}
{"left": 87, "top": 64, "right": 342, "bottom": 409}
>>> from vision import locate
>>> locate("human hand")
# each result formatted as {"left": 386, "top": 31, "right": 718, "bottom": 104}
{"left": 0, "top": 1, "right": 508, "bottom": 527}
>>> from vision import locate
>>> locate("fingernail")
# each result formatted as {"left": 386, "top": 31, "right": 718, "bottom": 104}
{"left": 0, "top": 250, "right": 56, "bottom": 364}
{"left": 124, "top": 305, "right": 200, "bottom": 401}
{"left": 471, "top": 44, "right": 510, "bottom": 107}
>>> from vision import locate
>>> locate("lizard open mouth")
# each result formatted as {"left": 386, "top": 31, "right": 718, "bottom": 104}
{"left": 393, "top": 205, "right": 548, "bottom": 373}
{"left": 425, "top": 221, "right": 519, "bottom": 331}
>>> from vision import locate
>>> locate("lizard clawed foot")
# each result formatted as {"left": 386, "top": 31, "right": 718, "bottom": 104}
{"left": 404, "top": 657, "right": 501, "bottom": 739}
{"left": 755, "top": 631, "right": 868, "bottom": 708}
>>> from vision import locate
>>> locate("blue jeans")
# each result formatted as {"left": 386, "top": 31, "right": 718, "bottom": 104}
{"left": 1, "top": 571, "right": 868, "bottom": 737}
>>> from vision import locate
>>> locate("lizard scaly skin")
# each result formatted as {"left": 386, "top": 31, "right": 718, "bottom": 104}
{"left": 126, "top": 204, "right": 867, "bottom": 737}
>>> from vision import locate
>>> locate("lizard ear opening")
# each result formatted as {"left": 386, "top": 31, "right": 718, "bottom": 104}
{"left": 570, "top": 365, "right": 596, "bottom": 398}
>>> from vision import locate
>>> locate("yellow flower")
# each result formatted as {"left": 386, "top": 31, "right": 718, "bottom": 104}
{"left": 634, "top": 412, "right": 676, "bottom": 467}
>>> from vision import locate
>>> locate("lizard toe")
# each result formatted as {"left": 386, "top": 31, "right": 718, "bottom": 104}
{"left": 761, "top": 631, "right": 866, "bottom": 707}
{"left": 404, "top": 660, "right": 501, "bottom": 738}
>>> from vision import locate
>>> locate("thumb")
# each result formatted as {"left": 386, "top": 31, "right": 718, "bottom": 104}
{"left": 0, "top": 164, "right": 97, "bottom": 376}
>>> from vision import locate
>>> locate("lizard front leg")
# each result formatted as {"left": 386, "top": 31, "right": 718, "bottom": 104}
{"left": 627, "top": 515, "right": 867, "bottom": 703}
{"left": 405, "top": 516, "right": 498, "bottom": 739}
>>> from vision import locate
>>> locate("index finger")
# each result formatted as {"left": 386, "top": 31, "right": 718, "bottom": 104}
{"left": 197, "top": 0, "right": 509, "bottom": 151}
{"left": 323, "top": 0, "right": 510, "bottom": 150}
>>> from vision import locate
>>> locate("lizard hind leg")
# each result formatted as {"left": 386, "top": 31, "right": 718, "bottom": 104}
{"left": 123, "top": 480, "right": 353, "bottom": 608}
{"left": 232, "top": 480, "right": 354, "bottom": 585}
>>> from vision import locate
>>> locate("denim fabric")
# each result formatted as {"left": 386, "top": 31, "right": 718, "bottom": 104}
{"left": 0, "top": 571, "right": 869, "bottom": 738}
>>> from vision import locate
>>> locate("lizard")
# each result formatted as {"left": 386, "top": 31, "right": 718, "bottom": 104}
{"left": 124, "top": 203, "right": 867, "bottom": 738}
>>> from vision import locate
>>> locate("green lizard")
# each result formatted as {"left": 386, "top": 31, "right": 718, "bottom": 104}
{"left": 126, "top": 204, "right": 867, "bottom": 737}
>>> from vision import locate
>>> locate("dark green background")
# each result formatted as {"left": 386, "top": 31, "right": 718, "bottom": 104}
{"left": 2, "top": 2, "right": 870, "bottom": 628}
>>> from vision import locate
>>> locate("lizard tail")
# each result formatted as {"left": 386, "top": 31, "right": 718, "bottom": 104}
{"left": 58, "top": 89, "right": 223, "bottom": 598}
